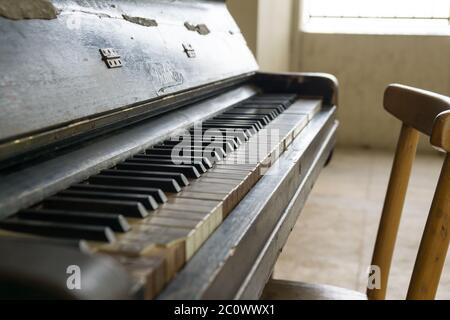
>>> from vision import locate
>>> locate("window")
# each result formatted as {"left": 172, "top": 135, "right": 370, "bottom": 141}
{"left": 301, "top": 0, "right": 450, "bottom": 35}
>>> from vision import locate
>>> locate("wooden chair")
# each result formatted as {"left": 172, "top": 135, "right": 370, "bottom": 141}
{"left": 262, "top": 84, "right": 450, "bottom": 300}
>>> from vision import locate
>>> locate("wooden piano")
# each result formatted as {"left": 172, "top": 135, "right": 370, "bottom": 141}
{"left": 0, "top": 0, "right": 338, "bottom": 299}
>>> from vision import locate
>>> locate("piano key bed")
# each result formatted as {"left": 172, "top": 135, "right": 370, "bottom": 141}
{"left": 0, "top": 94, "right": 323, "bottom": 299}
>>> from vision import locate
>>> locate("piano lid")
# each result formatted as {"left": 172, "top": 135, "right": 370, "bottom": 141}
{"left": 0, "top": 0, "right": 258, "bottom": 161}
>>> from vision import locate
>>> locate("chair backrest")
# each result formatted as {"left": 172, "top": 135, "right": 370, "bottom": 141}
{"left": 367, "top": 84, "right": 450, "bottom": 300}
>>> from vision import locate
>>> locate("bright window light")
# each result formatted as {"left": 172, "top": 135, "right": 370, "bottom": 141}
{"left": 301, "top": 0, "right": 450, "bottom": 35}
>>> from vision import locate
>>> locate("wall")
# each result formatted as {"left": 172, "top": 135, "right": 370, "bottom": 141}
{"left": 297, "top": 33, "right": 450, "bottom": 152}
{"left": 256, "top": 0, "right": 294, "bottom": 72}
{"left": 295, "top": 23, "right": 450, "bottom": 152}
{"left": 226, "top": 0, "right": 258, "bottom": 55}
{"left": 227, "top": 0, "right": 294, "bottom": 72}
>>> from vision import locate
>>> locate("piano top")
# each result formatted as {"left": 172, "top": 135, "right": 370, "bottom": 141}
{"left": 0, "top": 0, "right": 257, "bottom": 161}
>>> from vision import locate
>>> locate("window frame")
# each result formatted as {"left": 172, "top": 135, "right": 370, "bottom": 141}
{"left": 300, "top": 0, "right": 450, "bottom": 36}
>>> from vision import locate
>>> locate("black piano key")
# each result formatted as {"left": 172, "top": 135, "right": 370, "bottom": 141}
{"left": 198, "top": 131, "right": 244, "bottom": 146}
{"left": 216, "top": 111, "right": 274, "bottom": 119}
{"left": 185, "top": 129, "right": 243, "bottom": 143}
{"left": 70, "top": 184, "right": 167, "bottom": 203}
{"left": 0, "top": 219, "right": 116, "bottom": 243}
{"left": 226, "top": 108, "right": 278, "bottom": 120}
{"left": 225, "top": 107, "right": 277, "bottom": 118}
{"left": 247, "top": 102, "right": 289, "bottom": 110}
{"left": 58, "top": 189, "right": 159, "bottom": 210}
{"left": 239, "top": 104, "right": 285, "bottom": 113}
{"left": 190, "top": 136, "right": 240, "bottom": 149}
{"left": 144, "top": 148, "right": 221, "bottom": 162}
{"left": 17, "top": 209, "right": 130, "bottom": 233}
{"left": 100, "top": 169, "right": 189, "bottom": 187}
{"left": 161, "top": 139, "right": 235, "bottom": 150}
{"left": 204, "top": 120, "right": 262, "bottom": 130}
{"left": 233, "top": 106, "right": 281, "bottom": 116}
{"left": 132, "top": 153, "right": 214, "bottom": 168}
{"left": 120, "top": 160, "right": 203, "bottom": 177}
{"left": 149, "top": 145, "right": 226, "bottom": 160}
{"left": 244, "top": 100, "right": 290, "bottom": 108}
{"left": 199, "top": 124, "right": 257, "bottom": 135}
{"left": 201, "top": 121, "right": 258, "bottom": 129}
{"left": 213, "top": 115, "right": 271, "bottom": 125}
{"left": 245, "top": 96, "right": 290, "bottom": 102}
{"left": 141, "top": 149, "right": 220, "bottom": 169}
{"left": 88, "top": 175, "right": 181, "bottom": 193}
{"left": 123, "top": 155, "right": 207, "bottom": 174}
{"left": 194, "top": 140, "right": 237, "bottom": 153}
{"left": 204, "top": 119, "right": 264, "bottom": 130}
{"left": 250, "top": 94, "right": 297, "bottom": 102}
{"left": 137, "top": 152, "right": 212, "bottom": 167}
{"left": 43, "top": 196, "right": 149, "bottom": 218}
{"left": 237, "top": 102, "right": 283, "bottom": 109}
{"left": 189, "top": 128, "right": 247, "bottom": 143}
{"left": 146, "top": 147, "right": 223, "bottom": 161}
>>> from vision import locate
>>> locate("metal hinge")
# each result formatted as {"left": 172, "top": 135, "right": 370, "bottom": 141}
{"left": 99, "top": 48, "right": 123, "bottom": 68}
{"left": 182, "top": 43, "right": 196, "bottom": 58}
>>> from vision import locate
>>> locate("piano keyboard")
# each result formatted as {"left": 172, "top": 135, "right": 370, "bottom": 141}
{"left": 0, "top": 94, "right": 321, "bottom": 298}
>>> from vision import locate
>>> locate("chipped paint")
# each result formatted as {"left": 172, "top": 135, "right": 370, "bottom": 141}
{"left": 0, "top": 0, "right": 58, "bottom": 20}
{"left": 122, "top": 14, "right": 157, "bottom": 27}
{"left": 184, "top": 21, "right": 210, "bottom": 35}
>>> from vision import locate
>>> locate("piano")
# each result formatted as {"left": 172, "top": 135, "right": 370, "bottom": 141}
{"left": 0, "top": 0, "right": 338, "bottom": 299}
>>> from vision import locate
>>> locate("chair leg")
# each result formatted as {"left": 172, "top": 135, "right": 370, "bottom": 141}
{"left": 407, "top": 154, "right": 450, "bottom": 300}
{"left": 367, "top": 124, "right": 419, "bottom": 300}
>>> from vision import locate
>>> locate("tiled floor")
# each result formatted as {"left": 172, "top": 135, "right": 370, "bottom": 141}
{"left": 273, "top": 148, "right": 449, "bottom": 299}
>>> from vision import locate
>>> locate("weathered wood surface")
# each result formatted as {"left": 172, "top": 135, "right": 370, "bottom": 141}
{"left": 0, "top": 0, "right": 257, "bottom": 151}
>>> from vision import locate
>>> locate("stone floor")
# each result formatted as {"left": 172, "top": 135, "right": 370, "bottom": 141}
{"left": 273, "top": 148, "right": 449, "bottom": 299}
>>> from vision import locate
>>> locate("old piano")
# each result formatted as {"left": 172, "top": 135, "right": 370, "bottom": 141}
{"left": 0, "top": 0, "right": 338, "bottom": 299}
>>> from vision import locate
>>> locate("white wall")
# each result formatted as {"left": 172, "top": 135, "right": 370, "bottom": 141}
{"left": 227, "top": 0, "right": 295, "bottom": 72}
{"left": 296, "top": 32, "right": 450, "bottom": 152}
{"left": 256, "top": 0, "right": 294, "bottom": 72}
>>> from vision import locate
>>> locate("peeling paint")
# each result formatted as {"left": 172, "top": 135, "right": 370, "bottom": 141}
{"left": 196, "top": 24, "right": 210, "bottom": 35}
{"left": 77, "top": 10, "right": 112, "bottom": 19}
{"left": 184, "top": 21, "right": 210, "bottom": 35}
{"left": 0, "top": 0, "right": 59, "bottom": 20}
{"left": 122, "top": 14, "right": 157, "bottom": 27}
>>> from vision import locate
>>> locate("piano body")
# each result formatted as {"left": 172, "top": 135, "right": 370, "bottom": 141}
{"left": 0, "top": 0, "right": 338, "bottom": 299}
